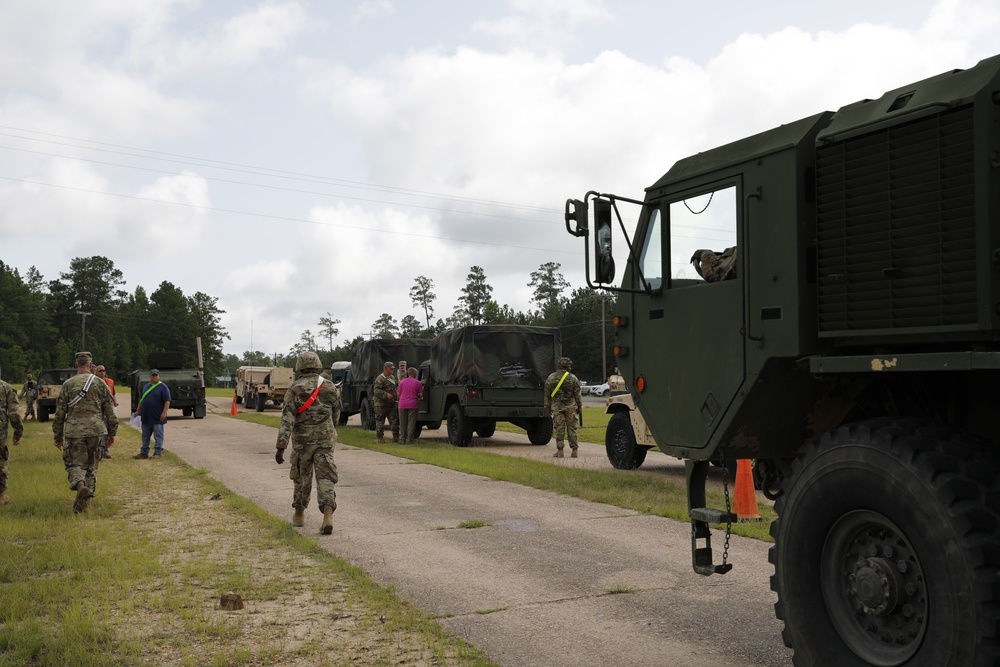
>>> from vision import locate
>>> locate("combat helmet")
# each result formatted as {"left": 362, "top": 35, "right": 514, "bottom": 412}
{"left": 296, "top": 351, "right": 323, "bottom": 373}
{"left": 557, "top": 356, "right": 572, "bottom": 370}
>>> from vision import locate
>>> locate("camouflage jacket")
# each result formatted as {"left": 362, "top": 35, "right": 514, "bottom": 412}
{"left": 52, "top": 371, "right": 118, "bottom": 439}
{"left": 373, "top": 372, "right": 397, "bottom": 405}
{"left": 277, "top": 372, "right": 342, "bottom": 449}
{"left": 544, "top": 371, "right": 583, "bottom": 412}
{"left": 0, "top": 380, "right": 24, "bottom": 445}
{"left": 19, "top": 380, "right": 37, "bottom": 399}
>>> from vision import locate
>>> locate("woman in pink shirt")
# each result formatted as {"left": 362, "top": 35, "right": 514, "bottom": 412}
{"left": 396, "top": 367, "right": 423, "bottom": 444}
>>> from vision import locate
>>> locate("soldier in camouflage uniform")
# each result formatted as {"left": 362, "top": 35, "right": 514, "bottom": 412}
{"left": 373, "top": 361, "right": 399, "bottom": 443}
{"left": 0, "top": 378, "right": 24, "bottom": 505}
{"left": 52, "top": 352, "right": 118, "bottom": 513}
{"left": 275, "top": 351, "right": 342, "bottom": 534}
{"left": 544, "top": 356, "right": 583, "bottom": 458}
{"left": 19, "top": 373, "right": 37, "bottom": 420}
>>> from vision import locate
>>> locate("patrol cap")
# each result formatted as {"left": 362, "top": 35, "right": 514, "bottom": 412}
{"left": 323, "top": 365, "right": 332, "bottom": 371}
{"left": 149, "top": 368, "right": 161, "bottom": 375}
{"left": 75, "top": 351, "right": 93, "bottom": 366}
{"left": 384, "top": 361, "right": 395, "bottom": 369}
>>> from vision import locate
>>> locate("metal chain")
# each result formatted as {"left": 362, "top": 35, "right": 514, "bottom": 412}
{"left": 720, "top": 456, "right": 732, "bottom": 567}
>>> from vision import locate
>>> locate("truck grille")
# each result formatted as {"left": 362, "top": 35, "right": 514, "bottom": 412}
{"left": 816, "top": 105, "right": 976, "bottom": 335}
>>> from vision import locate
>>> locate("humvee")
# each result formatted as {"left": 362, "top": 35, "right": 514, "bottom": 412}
{"left": 35, "top": 368, "right": 75, "bottom": 422}
{"left": 566, "top": 54, "right": 1000, "bottom": 665}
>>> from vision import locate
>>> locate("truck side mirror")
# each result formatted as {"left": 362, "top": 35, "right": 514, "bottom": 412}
{"left": 565, "top": 199, "right": 588, "bottom": 237}
{"left": 594, "top": 198, "right": 616, "bottom": 284}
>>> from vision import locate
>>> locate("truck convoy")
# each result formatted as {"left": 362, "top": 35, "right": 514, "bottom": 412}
{"left": 565, "top": 55, "right": 1000, "bottom": 665}
{"left": 415, "top": 324, "right": 558, "bottom": 446}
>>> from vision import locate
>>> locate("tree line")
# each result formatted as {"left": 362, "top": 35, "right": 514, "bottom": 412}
{"left": 0, "top": 256, "right": 228, "bottom": 384}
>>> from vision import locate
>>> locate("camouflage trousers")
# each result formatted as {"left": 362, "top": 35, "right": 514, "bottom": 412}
{"left": 289, "top": 441, "right": 338, "bottom": 512}
{"left": 552, "top": 408, "right": 579, "bottom": 450}
{"left": 24, "top": 398, "right": 35, "bottom": 419}
{"left": 374, "top": 401, "right": 399, "bottom": 440}
{"left": 0, "top": 443, "right": 8, "bottom": 495}
{"left": 63, "top": 436, "right": 102, "bottom": 497}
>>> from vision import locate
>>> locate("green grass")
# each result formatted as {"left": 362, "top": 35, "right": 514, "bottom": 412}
{"left": 0, "top": 420, "right": 495, "bottom": 667}
{"left": 457, "top": 519, "right": 491, "bottom": 529}
{"left": 224, "top": 409, "right": 773, "bottom": 542}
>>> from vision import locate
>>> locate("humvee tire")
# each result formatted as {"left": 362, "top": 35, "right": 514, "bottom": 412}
{"left": 255, "top": 393, "right": 266, "bottom": 412}
{"left": 526, "top": 416, "right": 553, "bottom": 445}
{"left": 360, "top": 397, "right": 374, "bottom": 430}
{"left": 446, "top": 404, "right": 473, "bottom": 446}
{"left": 244, "top": 392, "right": 256, "bottom": 411}
{"left": 38, "top": 408, "right": 50, "bottom": 422}
{"left": 476, "top": 420, "right": 497, "bottom": 438}
{"left": 605, "top": 411, "right": 647, "bottom": 469}
{"left": 194, "top": 404, "right": 206, "bottom": 419}
{"left": 770, "top": 419, "right": 1000, "bottom": 665}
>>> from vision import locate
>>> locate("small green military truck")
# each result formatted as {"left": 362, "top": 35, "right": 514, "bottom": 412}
{"left": 565, "top": 53, "right": 1000, "bottom": 665}
{"left": 35, "top": 368, "right": 76, "bottom": 422}
{"left": 130, "top": 352, "right": 206, "bottom": 419}
{"left": 415, "top": 324, "right": 558, "bottom": 446}
{"left": 339, "top": 339, "right": 432, "bottom": 428}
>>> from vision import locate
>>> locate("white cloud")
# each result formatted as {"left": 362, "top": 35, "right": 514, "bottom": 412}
{"left": 471, "top": 0, "right": 611, "bottom": 51}
{"left": 351, "top": 0, "right": 395, "bottom": 27}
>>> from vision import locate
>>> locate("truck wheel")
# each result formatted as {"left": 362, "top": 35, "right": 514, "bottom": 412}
{"left": 476, "top": 420, "right": 497, "bottom": 438}
{"left": 360, "top": 398, "right": 374, "bottom": 430}
{"left": 338, "top": 412, "right": 349, "bottom": 426}
{"left": 235, "top": 394, "right": 243, "bottom": 405}
{"left": 770, "top": 419, "right": 1000, "bottom": 666}
{"left": 526, "top": 416, "right": 553, "bottom": 445}
{"left": 605, "top": 411, "right": 646, "bottom": 469}
{"left": 255, "top": 393, "right": 266, "bottom": 412}
{"left": 194, "top": 404, "right": 206, "bottom": 419}
{"left": 244, "top": 393, "right": 256, "bottom": 410}
{"left": 446, "top": 404, "right": 473, "bottom": 446}
{"left": 411, "top": 425, "right": 422, "bottom": 440}
{"left": 38, "top": 408, "right": 49, "bottom": 422}
{"left": 182, "top": 408, "right": 192, "bottom": 417}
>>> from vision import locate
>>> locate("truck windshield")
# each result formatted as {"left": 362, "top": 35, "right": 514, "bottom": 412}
{"left": 669, "top": 185, "right": 737, "bottom": 283}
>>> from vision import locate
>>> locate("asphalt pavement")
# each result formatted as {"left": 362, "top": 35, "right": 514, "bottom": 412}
{"left": 117, "top": 397, "right": 792, "bottom": 667}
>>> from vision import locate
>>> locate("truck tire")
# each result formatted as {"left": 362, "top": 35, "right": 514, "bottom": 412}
{"left": 446, "top": 404, "right": 473, "bottom": 446}
{"left": 770, "top": 418, "right": 1000, "bottom": 666}
{"left": 360, "top": 398, "right": 374, "bottom": 430}
{"left": 182, "top": 408, "right": 192, "bottom": 417}
{"left": 526, "top": 416, "right": 553, "bottom": 445}
{"left": 244, "top": 392, "right": 256, "bottom": 410}
{"left": 194, "top": 404, "right": 206, "bottom": 419}
{"left": 38, "top": 408, "right": 49, "bottom": 422}
{"left": 411, "top": 424, "right": 422, "bottom": 440}
{"left": 605, "top": 411, "right": 647, "bottom": 469}
{"left": 476, "top": 420, "right": 497, "bottom": 438}
{"left": 235, "top": 394, "right": 243, "bottom": 405}
{"left": 338, "top": 412, "right": 349, "bottom": 426}
{"left": 255, "top": 393, "right": 266, "bottom": 412}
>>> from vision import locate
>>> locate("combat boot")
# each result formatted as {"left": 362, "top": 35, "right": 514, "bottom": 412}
{"left": 73, "top": 482, "right": 92, "bottom": 514}
{"left": 0, "top": 493, "right": 9, "bottom": 505}
{"left": 553, "top": 449, "right": 564, "bottom": 458}
{"left": 392, "top": 435, "right": 400, "bottom": 443}
{"left": 320, "top": 506, "right": 335, "bottom": 535}
{"left": 570, "top": 449, "right": 578, "bottom": 458}
{"left": 292, "top": 508, "right": 305, "bottom": 527}
{"left": 376, "top": 436, "right": 385, "bottom": 443}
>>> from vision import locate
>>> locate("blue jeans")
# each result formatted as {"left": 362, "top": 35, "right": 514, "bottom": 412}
{"left": 141, "top": 422, "right": 165, "bottom": 455}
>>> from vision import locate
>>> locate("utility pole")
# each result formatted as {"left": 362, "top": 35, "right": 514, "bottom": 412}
{"left": 76, "top": 310, "right": 91, "bottom": 350}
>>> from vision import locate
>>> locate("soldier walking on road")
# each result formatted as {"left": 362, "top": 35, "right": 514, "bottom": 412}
{"left": 544, "top": 357, "right": 583, "bottom": 458}
{"left": 19, "top": 374, "right": 37, "bottom": 420}
{"left": 52, "top": 352, "right": 118, "bottom": 513}
{"left": 0, "top": 378, "right": 24, "bottom": 505}
{"left": 373, "top": 361, "right": 399, "bottom": 443}
{"left": 275, "top": 351, "right": 342, "bottom": 534}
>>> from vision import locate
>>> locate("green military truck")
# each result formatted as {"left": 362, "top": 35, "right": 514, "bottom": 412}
{"left": 565, "top": 54, "right": 1000, "bottom": 665}
{"left": 339, "top": 339, "right": 433, "bottom": 428}
{"left": 415, "top": 324, "right": 557, "bottom": 446}
{"left": 35, "top": 368, "right": 76, "bottom": 422}
{"left": 130, "top": 352, "right": 206, "bottom": 419}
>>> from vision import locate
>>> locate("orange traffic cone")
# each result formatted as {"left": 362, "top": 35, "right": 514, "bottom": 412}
{"left": 733, "top": 459, "right": 762, "bottom": 522}
{"left": 231, "top": 392, "right": 238, "bottom": 416}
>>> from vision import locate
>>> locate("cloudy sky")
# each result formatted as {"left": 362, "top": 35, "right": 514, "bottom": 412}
{"left": 2, "top": 0, "right": 997, "bottom": 357}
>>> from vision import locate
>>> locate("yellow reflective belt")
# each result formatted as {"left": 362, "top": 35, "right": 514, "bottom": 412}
{"left": 550, "top": 371, "right": 569, "bottom": 398}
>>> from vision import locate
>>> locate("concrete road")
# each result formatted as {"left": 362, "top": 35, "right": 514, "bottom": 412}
{"left": 125, "top": 399, "right": 792, "bottom": 667}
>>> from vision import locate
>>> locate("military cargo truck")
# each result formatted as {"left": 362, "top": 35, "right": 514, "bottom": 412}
{"left": 35, "top": 368, "right": 75, "bottom": 422}
{"left": 340, "top": 339, "right": 433, "bottom": 428}
{"left": 250, "top": 366, "right": 294, "bottom": 412}
{"left": 130, "top": 353, "right": 205, "bottom": 419}
{"left": 415, "top": 325, "right": 558, "bottom": 446}
{"left": 565, "top": 54, "right": 1000, "bottom": 665}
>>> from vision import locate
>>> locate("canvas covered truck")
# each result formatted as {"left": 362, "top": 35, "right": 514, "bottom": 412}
{"left": 565, "top": 54, "right": 1000, "bottom": 665}
{"left": 234, "top": 366, "right": 269, "bottom": 407}
{"left": 35, "top": 368, "right": 75, "bottom": 422}
{"left": 415, "top": 324, "right": 558, "bottom": 446}
{"left": 340, "top": 339, "right": 433, "bottom": 428}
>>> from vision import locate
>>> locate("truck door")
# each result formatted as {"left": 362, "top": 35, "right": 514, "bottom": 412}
{"left": 632, "top": 183, "right": 745, "bottom": 453}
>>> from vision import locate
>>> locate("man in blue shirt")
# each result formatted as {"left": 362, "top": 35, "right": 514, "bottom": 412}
{"left": 133, "top": 369, "right": 171, "bottom": 459}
